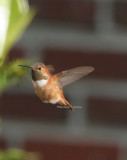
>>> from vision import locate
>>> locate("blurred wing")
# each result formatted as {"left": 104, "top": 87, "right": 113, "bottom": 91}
{"left": 57, "top": 66, "right": 94, "bottom": 88}
{"left": 46, "top": 65, "right": 55, "bottom": 74}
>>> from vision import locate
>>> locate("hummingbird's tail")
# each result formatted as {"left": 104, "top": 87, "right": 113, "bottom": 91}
{"left": 57, "top": 99, "right": 74, "bottom": 112}
{"left": 57, "top": 88, "right": 74, "bottom": 111}
{"left": 64, "top": 99, "right": 74, "bottom": 112}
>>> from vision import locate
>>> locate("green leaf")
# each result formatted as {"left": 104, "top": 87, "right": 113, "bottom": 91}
{"left": 0, "top": 0, "right": 35, "bottom": 94}
{"left": 0, "top": 0, "right": 11, "bottom": 61}
{"left": 0, "top": 0, "right": 36, "bottom": 66}
{"left": 0, "top": 59, "right": 31, "bottom": 94}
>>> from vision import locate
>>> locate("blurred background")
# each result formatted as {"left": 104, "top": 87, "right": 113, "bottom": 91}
{"left": 1, "top": 0, "right": 127, "bottom": 159}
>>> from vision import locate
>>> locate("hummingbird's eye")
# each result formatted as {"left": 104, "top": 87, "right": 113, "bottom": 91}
{"left": 38, "top": 67, "right": 42, "bottom": 70}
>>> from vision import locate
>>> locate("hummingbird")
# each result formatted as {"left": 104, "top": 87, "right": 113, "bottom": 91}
{"left": 19, "top": 62, "right": 94, "bottom": 111}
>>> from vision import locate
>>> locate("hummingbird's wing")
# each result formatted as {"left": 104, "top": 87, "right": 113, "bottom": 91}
{"left": 46, "top": 65, "right": 55, "bottom": 74}
{"left": 56, "top": 66, "right": 94, "bottom": 88}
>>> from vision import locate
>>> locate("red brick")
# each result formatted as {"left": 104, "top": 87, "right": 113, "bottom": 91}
{"left": 0, "top": 94, "right": 67, "bottom": 121}
{"left": 25, "top": 139, "right": 119, "bottom": 160}
{"left": 29, "top": 0, "right": 95, "bottom": 26}
{"left": 88, "top": 97, "right": 127, "bottom": 124}
{"left": 0, "top": 139, "right": 7, "bottom": 149}
{"left": 114, "top": 1, "right": 127, "bottom": 26}
{"left": 8, "top": 47, "right": 24, "bottom": 62}
{"left": 43, "top": 48, "right": 127, "bottom": 80}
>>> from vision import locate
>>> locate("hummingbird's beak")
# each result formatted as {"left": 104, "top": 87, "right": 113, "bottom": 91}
{"left": 18, "top": 65, "right": 32, "bottom": 68}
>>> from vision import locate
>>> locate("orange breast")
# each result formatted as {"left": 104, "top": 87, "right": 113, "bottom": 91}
{"left": 33, "top": 76, "right": 61, "bottom": 103}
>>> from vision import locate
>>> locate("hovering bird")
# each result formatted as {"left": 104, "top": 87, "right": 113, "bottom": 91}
{"left": 19, "top": 63, "right": 94, "bottom": 111}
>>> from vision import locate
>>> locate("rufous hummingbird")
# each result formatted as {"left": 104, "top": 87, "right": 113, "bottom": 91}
{"left": 19, "top": 62, "right": 94, "bottom": 111}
